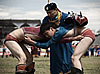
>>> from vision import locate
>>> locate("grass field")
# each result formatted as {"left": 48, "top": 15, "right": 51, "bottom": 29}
{"left": 0, "top": 56, "right": 100, "bottom": 74}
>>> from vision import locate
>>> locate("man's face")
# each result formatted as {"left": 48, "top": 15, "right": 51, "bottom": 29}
{"left": 46, "top": 10, "right": 58, "bottom": 19}
{"left": 43, "top": 27, "right": 56, "bottom": 38}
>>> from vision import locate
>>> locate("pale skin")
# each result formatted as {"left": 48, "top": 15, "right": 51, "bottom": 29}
{"left": 25, "top": 26, "right": 93, "bottom": 71}
{"left": 5, "top": 28, "right": 42, "bottom": 66}
{"left": 65, "top": 27, "right": 93, "bottom": 70}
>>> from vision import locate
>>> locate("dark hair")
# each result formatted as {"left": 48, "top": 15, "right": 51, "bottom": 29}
{"left": 40, "top": 22, "right": 58, "bottom": 34}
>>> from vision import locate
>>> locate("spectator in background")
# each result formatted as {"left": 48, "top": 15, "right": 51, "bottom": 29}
{"left": 1, "top": 44, "right": 8, "bottom": 58}
{"left": 31, "top": 46, "right": 39, "bottom": 58}
{"left": 44, "top": 48, "right": 49, "bottom": 57}
{"left": 37, "top": 48, "right": 41, "bottom": 56}
{"left": 89, "top": 45, "right": 95, "bottom": 56}
{"left": 95, "top": 45, "right": 100, "bottom": 56}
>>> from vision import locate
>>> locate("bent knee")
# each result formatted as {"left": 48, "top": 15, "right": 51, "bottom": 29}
{"left": 18, "top": 55, "right": 27, "bottom": 63}
{"left": 18, "top": 54, "right": 33, "bottom": 64}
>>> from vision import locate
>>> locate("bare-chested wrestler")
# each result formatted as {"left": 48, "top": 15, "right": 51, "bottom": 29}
{"left": 4, "top": 26, "right": 42, "bottom": 74}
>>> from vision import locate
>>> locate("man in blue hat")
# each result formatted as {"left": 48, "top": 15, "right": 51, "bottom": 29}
{"left": 40, "top": 2, "right": 74, "bottom": 74}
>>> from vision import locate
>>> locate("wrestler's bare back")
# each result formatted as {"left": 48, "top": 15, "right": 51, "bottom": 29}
{"left": 9, "top": 28, "right": 42, "bottom": 42}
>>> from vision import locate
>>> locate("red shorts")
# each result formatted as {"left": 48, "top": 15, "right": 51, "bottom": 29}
{"left": 60, "top": 28, "right": 95, "bottom": 43}
{"left": 4, "top": 34, "right": 19, "bottom": 43}
{"left": 81, "top": 29, "right": 95, "bottom": 41}
{"left": 5, "top": 27, "right": 40, "bottom": 43}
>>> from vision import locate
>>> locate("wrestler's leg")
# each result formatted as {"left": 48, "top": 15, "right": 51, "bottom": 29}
{"left": 19, "top": 43, "right": 33, "bottom": 65}
{"left": 5, "top": 41, "right": 29, "bottom": 74}
{"left": 19, "top": 43, "right": 35, "bottom": 73}
{"left": 71, "top": 37, "right": 93, "bottom": 70}
{"left": 5, "top": 41, "right": 27, "bottom": 64}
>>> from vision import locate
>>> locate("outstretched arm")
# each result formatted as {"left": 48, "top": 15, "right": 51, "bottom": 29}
{"left": 60, "top": 35, "right": 84, "bottom": 43}
{"left": 25, "top": 27, "right": 68, "bottom": 49}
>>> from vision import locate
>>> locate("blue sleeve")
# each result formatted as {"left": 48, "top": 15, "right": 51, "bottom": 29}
{"left": 34, "top": 27, "right": 69, "bottom": 49}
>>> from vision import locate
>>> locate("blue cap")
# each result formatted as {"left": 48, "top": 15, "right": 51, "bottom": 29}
{"left": 45, "top": 3, "right": 57, "bottom": 11}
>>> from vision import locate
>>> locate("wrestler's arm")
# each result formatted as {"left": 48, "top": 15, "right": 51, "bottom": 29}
{"left": 63, "top": 28, "right": 75, "bottom": 37}
{"left": 60, "top": 28, "right": 84, "bottom": 43}
{"left": 25, "top": 34, "right": 83, "bottom": 45}
{"left": 25, "top": 27, "right": 69, "bottom": 49}
{"left": 60, "top": 35, "right": 84, "bottom": 43}
{"left": 25, "top": 27, "right": 84, "bottom": 47}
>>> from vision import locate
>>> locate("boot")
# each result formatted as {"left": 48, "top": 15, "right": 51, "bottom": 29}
{"left": 15, "top": 64, "right": 27, "bottom": 74}
{"left": 25, "top": 62, "right": 35, "bottom": 74}
{"left": 71, "top": 67, "right": 83, "bottom": 74}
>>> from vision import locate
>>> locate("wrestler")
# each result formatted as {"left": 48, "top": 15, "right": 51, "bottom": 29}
{"left": 4, "top": 26, "right": 42, "bottom": 74}
{"left": 63, "top": 26, "right": 95, "bottom": 74}
{"left": 63, "top": 13, "right": 95, "bottom": 74}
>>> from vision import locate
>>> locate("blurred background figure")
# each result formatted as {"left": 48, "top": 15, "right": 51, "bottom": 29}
{"left": 94, "top": 45, "right": 100, "bottom": 56}
{"left": 31, "top": 46, "right": 39, "bottom": 58}
{"left": 1, "top": 44, "right": 8, "bottom": 58}
{"left": 44, "top": 48, "right": 50, "bottom": 57}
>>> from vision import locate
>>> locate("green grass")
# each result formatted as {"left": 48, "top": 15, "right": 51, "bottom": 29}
{"left": 0, "top": 56, "right": 100, "bottom": 74}
{"left": 82, "top": 56, "right": 100, "bottom": 74}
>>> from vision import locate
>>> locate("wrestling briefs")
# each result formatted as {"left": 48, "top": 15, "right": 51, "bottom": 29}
{"left": 81, "top": 28, "right": 95, "bottom": 41}
{"left": 59, "top": 28, "right": 95, "bottom": 43}
{"left": 4, "top": 34, "right": 19, "bottom": 43}
{"left": 4, "top": 27, "right": 40, "bottom": 43}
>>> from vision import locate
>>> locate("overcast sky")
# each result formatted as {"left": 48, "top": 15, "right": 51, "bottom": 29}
{"left": 0, "top": 0, "right": 100, "bottom": 33}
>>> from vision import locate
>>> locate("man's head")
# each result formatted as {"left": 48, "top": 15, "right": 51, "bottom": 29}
{"left": 40, "top": 23, "right": 58, "bottom": 38}
{"left": 44, "top": 3, "right": 58, "bottom": 19}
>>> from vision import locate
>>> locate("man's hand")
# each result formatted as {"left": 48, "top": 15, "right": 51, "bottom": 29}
{"left": 74, "top": 35, "right": 84, "bottom": 41}
{"left": 24, "top": 36, "right": 35, "bottom": 45}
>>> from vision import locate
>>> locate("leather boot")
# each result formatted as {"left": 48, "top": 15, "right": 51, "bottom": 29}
{"left": 71, "top": 67, "right": 83, "bottom": 74}
{"left": 25, "top": 62, "right": 35, "bottom": 74}
{"left": 15, "top": 64, "right": 27, "bottom": 74}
